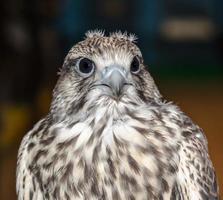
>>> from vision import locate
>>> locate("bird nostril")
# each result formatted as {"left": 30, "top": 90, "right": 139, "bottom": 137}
{"left": 101, "top": 66, "right": 110, "bottom": 77}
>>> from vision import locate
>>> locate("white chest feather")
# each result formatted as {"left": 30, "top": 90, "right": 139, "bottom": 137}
{"left": 20, "top": 102, "right": 184, "bottom": 200}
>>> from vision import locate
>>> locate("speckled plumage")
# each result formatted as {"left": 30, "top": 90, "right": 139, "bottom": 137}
{"left": 17, "top": 30, "right": 219, "bottom": 200}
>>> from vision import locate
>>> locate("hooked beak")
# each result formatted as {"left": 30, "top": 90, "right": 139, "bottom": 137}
{"left": 100, "top": 65, "right": 129, "bottom": 96}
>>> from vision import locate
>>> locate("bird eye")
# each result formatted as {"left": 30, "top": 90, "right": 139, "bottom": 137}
{"left": 130, "top": 56, "right": 140, "bottom": 74}
{"left": 77, "top": 58, "right": 95, "bottom": 77}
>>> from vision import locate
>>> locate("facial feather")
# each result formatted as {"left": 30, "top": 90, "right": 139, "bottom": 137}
{"left": 50, "top": 31, "right": 161, "bottom": 122}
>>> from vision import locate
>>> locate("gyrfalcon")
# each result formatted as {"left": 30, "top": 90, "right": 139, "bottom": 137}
{"left": 17, "top": 30, "right": 219, "bottom": 200}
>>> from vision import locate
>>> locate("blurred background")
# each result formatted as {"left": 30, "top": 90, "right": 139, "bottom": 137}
{"left": 0, "top": 0, "right": 222, "bottom": 199}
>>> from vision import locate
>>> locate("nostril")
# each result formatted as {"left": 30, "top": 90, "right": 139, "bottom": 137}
{"left": 103, "top": 66, "right": 109, "bottom": 73}
{"left": 101, "top": 66, "right": 110, "bottom": 78}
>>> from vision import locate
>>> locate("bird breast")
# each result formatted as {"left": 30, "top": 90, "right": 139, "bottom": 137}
{"left": 28, "top": 103, "right": 182, "bottom": 199}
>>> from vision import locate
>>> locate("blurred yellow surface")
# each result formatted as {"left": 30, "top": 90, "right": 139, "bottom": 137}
{"left": 0, "top": 104, "right": 31, "bottom": 148}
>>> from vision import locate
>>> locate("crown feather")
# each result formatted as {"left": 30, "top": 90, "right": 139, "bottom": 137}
{"left": 85, "top": 29, "right": 105, "bottom": 38}
{"left": 110, "top": 31, "right": 138, "bottom": 42}
{"left": 85, "top": 29, "right": 137, "bottom": 42}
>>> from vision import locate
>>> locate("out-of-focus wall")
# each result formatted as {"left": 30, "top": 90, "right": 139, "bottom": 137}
{"left": 0, "top": 0, "right": 222, "bottom": 199}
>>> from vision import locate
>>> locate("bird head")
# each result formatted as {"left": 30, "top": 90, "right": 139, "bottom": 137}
{"left": 50, "top": 30, "right": 161, "bottom": 120}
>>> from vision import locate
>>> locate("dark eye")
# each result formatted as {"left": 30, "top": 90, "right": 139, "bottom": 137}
{"left": 130, "top": 56, "right": 140, "bottom": 74}
{"left": 77, "top": 58, "right": 95, "bottom": 77}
